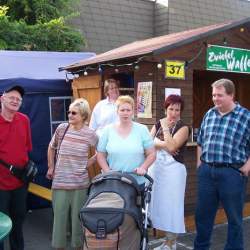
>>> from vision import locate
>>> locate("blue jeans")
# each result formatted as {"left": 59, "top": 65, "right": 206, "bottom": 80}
{"left": 0, "top": 185, "right": 28, "bottom": 250}
{"left": 194, "top": 163, "right": 247, "bottom": 250}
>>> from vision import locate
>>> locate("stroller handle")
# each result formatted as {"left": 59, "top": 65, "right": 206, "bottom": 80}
{"left": 143, "top": 173, "right": 154, "bottom": 185}
{"left": 125, "top": 171, "right": 154, "bottom": 185}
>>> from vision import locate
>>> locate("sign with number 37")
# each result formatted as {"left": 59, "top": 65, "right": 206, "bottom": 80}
{"left": 165, "top": 60, "right": 185, "bottom": 79}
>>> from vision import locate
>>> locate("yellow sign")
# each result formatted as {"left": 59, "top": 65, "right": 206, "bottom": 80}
{"left": 165, "top": 60, "right": 185, "bottom": 79}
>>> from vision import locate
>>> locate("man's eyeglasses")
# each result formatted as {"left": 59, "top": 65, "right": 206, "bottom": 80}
{"left": 4, "top": 95, "right": 22, "bottom": 103}
{"left": 67, "top": 111, "right": 78, "bottom": 115}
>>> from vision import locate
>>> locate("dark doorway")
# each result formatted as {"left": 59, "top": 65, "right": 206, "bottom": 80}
{"left": 193, "top": 70, "right": 250, "bottom": 128}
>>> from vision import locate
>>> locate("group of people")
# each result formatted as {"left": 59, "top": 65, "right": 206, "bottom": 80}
{"left": 0, "top": 78, "right": 249, "bottom": 250}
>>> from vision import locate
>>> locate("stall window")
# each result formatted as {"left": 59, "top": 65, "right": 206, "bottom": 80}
{"left": 109, "top": 72, "right": 134, "bottom": 96}
{"left": 49, "top": 97, "right": 72, "bottom": 137}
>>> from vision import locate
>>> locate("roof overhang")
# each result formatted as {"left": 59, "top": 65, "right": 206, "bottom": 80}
{"left": 60, "top": 17, "right": 250, "bottom": 73}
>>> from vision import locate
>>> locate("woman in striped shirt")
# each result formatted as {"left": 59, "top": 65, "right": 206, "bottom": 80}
{"left": 47, "top": 98, "right": 98, "bottom": 250}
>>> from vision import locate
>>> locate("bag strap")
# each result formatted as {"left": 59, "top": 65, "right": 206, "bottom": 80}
{"left": 154, "top": 125, "right": 162, "bottom": 139}
{"left": 0, "top": 159, "right": 23, "bottom": 181}
{"left": 56, "top": 123, "right": 70, "bottom": 159}
{"left": 0, "top": 158, "right": 12, "bottom": 170}
{"left": 0, "top": 159, "right": 23, "bottom": 177}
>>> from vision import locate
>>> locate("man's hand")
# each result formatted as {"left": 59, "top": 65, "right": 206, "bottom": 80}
{"left": 239, "top": 157, "right": 250, "bottom": 177}
{"left": 240, "top": 164, "right": 250, "bottom": 177}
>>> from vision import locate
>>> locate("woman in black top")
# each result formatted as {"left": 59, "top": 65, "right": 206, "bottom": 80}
{"left": 149, "top": 94, "right": 189, "bottom": 250}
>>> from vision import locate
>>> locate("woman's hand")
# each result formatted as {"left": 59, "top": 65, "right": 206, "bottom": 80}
{"left": 171, "top": 149, "right": 180, "bottom": 156}
{"left": 134, "top": 167, "right": 147, "bottom": 176}
{"left": 46, "top": 167, "right": 54, "bottom": 180}
{"left": 160, "top": 118, "right": 175, "bottom": 131}
{"left": 47, "top": 146, "right": 55, "bottom": 180}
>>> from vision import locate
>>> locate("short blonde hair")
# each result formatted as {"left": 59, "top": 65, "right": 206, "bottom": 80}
{"left": 104, "top": 78, "right": 119, "bottom": 97}
{"left": 70, "top": 98, "right": 91, "bottom": 122}
{"left": 116, "top": 95, "right": 134, "bottom": 110}
{"left": 211, "top": 78, "right": 235, "bottom": 96}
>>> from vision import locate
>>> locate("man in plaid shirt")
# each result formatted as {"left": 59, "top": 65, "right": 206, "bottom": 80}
{"left": 194, "top": 79, "right": 250, "bottom": 250}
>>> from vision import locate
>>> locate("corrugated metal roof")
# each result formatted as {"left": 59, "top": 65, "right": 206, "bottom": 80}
{"left": 61, "top": 17, "right": 250, "bottom": 72}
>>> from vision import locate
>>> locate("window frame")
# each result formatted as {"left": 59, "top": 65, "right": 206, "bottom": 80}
{"left": 49, "top": 96, "right": 72, "bottom": 137}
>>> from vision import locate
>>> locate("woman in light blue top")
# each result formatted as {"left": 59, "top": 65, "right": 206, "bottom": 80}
{"left": 97, "top": 95, "right": 156, "bottom": 185}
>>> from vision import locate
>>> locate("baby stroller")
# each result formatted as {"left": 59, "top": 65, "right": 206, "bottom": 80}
{"left": 79, "top": 171, "right": 153, "bottom": 250}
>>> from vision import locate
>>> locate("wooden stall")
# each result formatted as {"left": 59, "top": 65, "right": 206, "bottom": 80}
{"left": 61, "top": 17, "right": 250, "bottom": 231}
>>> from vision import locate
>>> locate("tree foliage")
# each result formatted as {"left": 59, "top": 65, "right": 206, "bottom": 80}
{"left": 0, "top": 1, "right": 85, "bottom": 51}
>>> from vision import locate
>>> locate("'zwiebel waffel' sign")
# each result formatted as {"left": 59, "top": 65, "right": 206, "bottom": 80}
{"left": 206, "top": 45, "right": 250, "bottom": 74}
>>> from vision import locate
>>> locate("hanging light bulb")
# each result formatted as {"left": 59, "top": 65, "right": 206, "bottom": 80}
{"left": 115, "top": 68, "right": 119, "bottom": 73}
{"left": 157, "top": 63, "right": 163, "bottom": 69}
{"left": 98, "top": 65, "right": 102, "bottom": 73}
{"left": 134, "top": 64, "right": 140, "bottom": 70}
{"left": 65, "top": 72, "right": 70, "bottom": 82}
{"left": 83, "top": 70, "right": 88, "bottom": 76}
{"left": 223, "top": 37, "right": 227, "bottom": 45}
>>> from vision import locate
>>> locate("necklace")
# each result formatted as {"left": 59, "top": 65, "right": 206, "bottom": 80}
{"left": 154, "top": 120, "right": 178, "bottom": 139}
{"left": 169, "top": 123, "right": 177, "bottom": 136}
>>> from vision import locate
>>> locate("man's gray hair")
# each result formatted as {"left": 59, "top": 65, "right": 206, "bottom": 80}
{"left": 211, "top": 78, "right": 235, "bottom": 95}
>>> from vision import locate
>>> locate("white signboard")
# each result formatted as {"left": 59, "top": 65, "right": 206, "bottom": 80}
{"left": 165, "top": 88, "right": 181, "bottom": 100}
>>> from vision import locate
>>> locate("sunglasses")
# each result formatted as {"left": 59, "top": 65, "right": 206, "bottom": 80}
{"left": 67, "top": 111, "right": 78, "bottom": 115}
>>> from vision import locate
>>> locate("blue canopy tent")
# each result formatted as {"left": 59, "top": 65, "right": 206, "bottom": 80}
{"left": 0, "top": 51, "right": 95, "bottom": 208}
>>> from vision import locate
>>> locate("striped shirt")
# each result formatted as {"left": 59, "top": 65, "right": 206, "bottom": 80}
{"left": 197, "top": 103, "right": 250, "bottom": 164}
{"left": 50, "top": 123, "right": 98, "bottom": 189}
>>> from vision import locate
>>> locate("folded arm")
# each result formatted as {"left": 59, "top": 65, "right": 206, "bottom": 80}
{"left": 151, "top": 125, "right": 189, "bottom": 154}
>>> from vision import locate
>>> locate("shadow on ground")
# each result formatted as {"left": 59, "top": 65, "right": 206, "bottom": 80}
{"left": 3, "top": 208, "right": 250, "bottom": 250}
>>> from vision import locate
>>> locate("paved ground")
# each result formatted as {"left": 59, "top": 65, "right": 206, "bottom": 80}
{"left": 3, "top": 208, "right": 250, "bottom": 249}
{"left": 150, "top": 217, "right": 250, "bottom": 250}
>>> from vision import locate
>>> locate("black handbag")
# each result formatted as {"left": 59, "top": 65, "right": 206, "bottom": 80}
{"left": 0, "top": 158, "right": 38, "bottom": 183}
{"left": 21, "top": 160, "right": 38, "bottom": 182}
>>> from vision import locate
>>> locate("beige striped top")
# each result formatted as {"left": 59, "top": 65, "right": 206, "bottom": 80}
{"left": 50, "top": 123, "right": 98, "bottom": 190}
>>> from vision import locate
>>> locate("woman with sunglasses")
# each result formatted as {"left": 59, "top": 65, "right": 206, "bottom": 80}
{"left": 46, "top": 98, "right": 98, "bottom": 250}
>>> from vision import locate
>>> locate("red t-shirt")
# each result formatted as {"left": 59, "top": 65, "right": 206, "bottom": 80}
{"left": 0, "top": 112, "right": 32, "bottom": 190}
